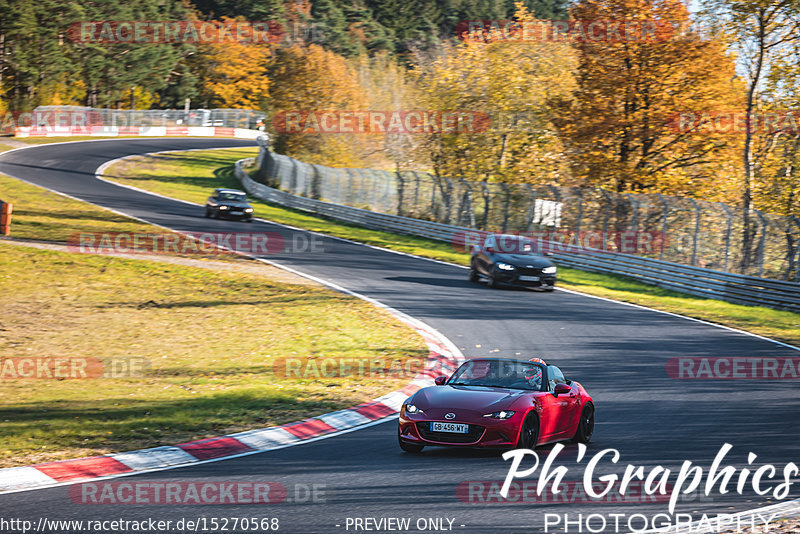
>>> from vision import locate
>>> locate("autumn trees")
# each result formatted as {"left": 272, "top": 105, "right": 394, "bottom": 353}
{"left": 554, "top": 0, "right": 740, "bottom": 198}
{"left": 414, "top": 5, "right": 576, "bottom": 186}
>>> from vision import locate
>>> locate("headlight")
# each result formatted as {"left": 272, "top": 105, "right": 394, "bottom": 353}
{"left": 496, "top": 262, "right": 515, "bottom": 271}
{"left": 483, "top": 410, "right": 516, "bottom": 419}
{"left": 404, "top": 404, "right": 422, "bottom": 414}
{"left": 542, "top": 266, "right": 557, "bottom": 274}
{"left": 244, "top": 208, "right": 253, "bottom": 213}
{"left": 219, "top": 205, "right": 229, "bottom": 210}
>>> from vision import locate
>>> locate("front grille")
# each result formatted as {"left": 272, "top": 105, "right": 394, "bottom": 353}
{"left": 417, "top": 422, "right": 485, "bottom": 444}
{"left": 517, "top": 267, "right": 543, "bottom": 276}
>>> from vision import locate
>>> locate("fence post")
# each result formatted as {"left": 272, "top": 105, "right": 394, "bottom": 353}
{"left": 345, "top": 169, "right": 355, "bottom": 205}
{"left": 500, "top": 183, "right": 511, "bottom": 233}
{"left": 430, "top": 174, "right": 438, "bottom": 221}
{"left": 360, "top": 169, "right": 368, "bottom": 206}
{"left": 754, "top": 210, "right": 768, "bottom": 278}
{"left": 466, "top": 182, "right": 476, "bottom": 228}
{"left": 573, "top": 188, "right": 584, "bottom": 238}
{"left": 625, "top": 194, "right": 639, "bottom": 233}
{"left": 657, "top": 194, "right": 669, "bottom": 261}
{"left": 793, "top": 217, "right": 800, "bottom": 282}
{"left": 718, "top": 202, "right": 733, "bottom": 272}
{"left": 688, "top": 198, "right": 702, "bottom": 267}
{"left": 381, "top": 171, "right": 389, "bottom": 213}
{"left": 525, "top": 185, "right": 537, "bottom": 233}
{"left": 481, "top": 182, "right": 490, "bottom": 230}
{"left": 413, "top": 172, "right": 421, "bottom": 216}
{"left": 457, "top": 179, "right": 474, "bottom": 227}
{"left": 396, "top": 171, "right": 405, "bottom": 216}
{"left": 289, "top": 158, "right": 299, "bottom": 194}
{"left": 442, "top": 176, "right": 454, "bottom": 225}
{"left": 600, "top": 190, "right": 611, "bottom": 251}
{"left": 310, "top": 164, "right": 322, "bottom": 200}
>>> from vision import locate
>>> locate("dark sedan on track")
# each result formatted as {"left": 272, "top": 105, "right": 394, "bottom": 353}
{"left": 470, "top": 234, "right": 557, "bottom": 290}
{"left": 398, "top": 358, "right": 593, "bottom": 453}
{"left": 204, "top": 188, "right": 254, "bottom": 221}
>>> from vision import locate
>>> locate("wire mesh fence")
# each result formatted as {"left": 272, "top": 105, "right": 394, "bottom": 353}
{"left": 256, "top": 141, "right": 800, "bottom": 282}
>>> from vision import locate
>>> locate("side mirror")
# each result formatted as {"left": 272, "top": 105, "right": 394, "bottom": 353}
{"left": 434, "top": 376, "right": 448, "bottom": 386}
{"left": 553, "top": 383, "right": 571, "bottom": 396}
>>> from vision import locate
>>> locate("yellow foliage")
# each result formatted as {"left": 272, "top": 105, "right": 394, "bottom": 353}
{"left": 196, "top": 27, "right": 272, "bottom": 109}
{"left": 558, "top": 0, "right": 742, "bottom": 198}
{"left": 414, "top": 4, "right": 577, "bottom": 184}
{"left": 267, "top": 44, "right": 368, "bottom": 166}
{"left": 118, "top": 86, "right": 160, "bottom": 110}
{"left": 38, "top": 79, "right": 87, "bottom": 107}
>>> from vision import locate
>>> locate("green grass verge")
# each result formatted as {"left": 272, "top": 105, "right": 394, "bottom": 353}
{"left": 0, "top": 173, "right": 160, "bottom": 242}
{"left": 0, "top": 243, "right": 427, "bottom": 467}
{"left": 0, "top": 137, "right": 172, "bottom": 242}
{"left": 105, "top": 149, "right": 800, "bottom": 347}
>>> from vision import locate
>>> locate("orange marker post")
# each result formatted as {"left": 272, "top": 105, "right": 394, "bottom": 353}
{"left": 0, "top": 201, "right": 12, "bottom": 236}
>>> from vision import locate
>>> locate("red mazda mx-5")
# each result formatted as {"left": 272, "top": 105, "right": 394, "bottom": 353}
{"left": 398, "top": 358, "right": 594, "bottom": 453}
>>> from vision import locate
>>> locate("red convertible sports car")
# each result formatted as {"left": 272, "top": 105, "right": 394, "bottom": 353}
{"left": 398, "top": 358, "right": 594, "bottom": 453}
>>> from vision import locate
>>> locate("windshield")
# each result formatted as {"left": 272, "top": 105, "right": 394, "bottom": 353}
{"left": 492, "top": 235, "right": 541, "bottom": 256}
{"left": 448, "top": 359, "right": 544, "bottom": 391}
{"left": 218, "top": 192, "right": 247, "bottom": 202}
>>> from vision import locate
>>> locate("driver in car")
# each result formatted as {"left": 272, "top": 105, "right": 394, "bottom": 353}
{"left": 523, "top": 357, "right": 546, "bottom": 390}
{"left": 523, "top": 366, "right": 543, "bottom": 390}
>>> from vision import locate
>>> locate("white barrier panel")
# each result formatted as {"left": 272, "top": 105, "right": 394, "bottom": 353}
{"left": 188, "top": 127, "right": 216, "bottom": 136}
{"left": 234, "top": 128, "right": 261, "bottom": 139}
{"left": 139, "top": 126, "right": 166, "bottom": 136}
{"left": 14, "top": 126, "right": 260, "bottom": 139}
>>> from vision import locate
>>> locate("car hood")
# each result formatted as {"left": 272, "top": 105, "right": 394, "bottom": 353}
{"left": 412, "top": 385, "right": 526, "bottom": 415}
{"left": 493, "top": 254, "right": 553, "bottom": 268}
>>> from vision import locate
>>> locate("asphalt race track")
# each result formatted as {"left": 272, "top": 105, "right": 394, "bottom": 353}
{"left": 1, "top": 139, "right": 799, "bottom": 534}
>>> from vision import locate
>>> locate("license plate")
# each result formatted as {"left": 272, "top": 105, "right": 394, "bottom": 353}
{"left": 519, "top": 275, "right": 540, "bottom": 281}
{"left": 432, "top": 422, "right": 468, "bottom": 433}
{"left": 231, "top": 211, "right": 243, "bottom": 215}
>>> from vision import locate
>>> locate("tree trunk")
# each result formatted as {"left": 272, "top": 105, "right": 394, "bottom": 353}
{"left": 740, "top": 8, "right": 767, "bottom": 273}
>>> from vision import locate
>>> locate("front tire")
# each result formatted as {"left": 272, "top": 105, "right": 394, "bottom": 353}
{"left": 488, "top": 272, "right": 500, "bottom": 289}
{"left": 399, "top": 432, "right": 424, "bottom": 453}
{"left": 516, "top": 414, "right": 539, "bottom": 449}
{"left": 572, "top": 403, "right": 594, "bottom": 444}
{"left": 469, "top": 263, "right": 479, "bottom": 283}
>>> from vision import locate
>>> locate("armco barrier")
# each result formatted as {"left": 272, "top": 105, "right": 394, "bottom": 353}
{"left": 234, "top": 156, "right": 800, "bottom": 313}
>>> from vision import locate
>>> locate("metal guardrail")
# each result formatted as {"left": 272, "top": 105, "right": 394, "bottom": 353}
{"left": 254, "top": 138, "right": 800, "bottom": 281}
{"left": 235, "top": 158, "right": 800, "bottom": 313}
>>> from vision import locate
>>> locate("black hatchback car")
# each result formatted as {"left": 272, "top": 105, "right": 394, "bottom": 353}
{"left": 204, "top": 189, "right": 254, "bottom": 221}
{"left": 470, "top": 234, "right": 557, "bottom": 290}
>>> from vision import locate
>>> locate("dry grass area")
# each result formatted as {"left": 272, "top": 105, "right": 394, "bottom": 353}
{"left": 0, "top": 165, "right": 428, "bottom": 467}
